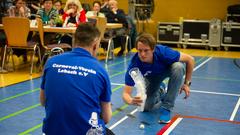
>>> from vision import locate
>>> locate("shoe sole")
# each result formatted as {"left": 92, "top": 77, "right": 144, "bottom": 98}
{"left": 158, "top": 120, "right": 171, "bottom": 124}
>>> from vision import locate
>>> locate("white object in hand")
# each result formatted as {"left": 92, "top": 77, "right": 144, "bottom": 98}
{"left": 129, "top": 68, "right": 147, "bottom": 112}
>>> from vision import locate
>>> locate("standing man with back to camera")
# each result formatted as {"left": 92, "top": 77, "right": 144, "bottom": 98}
{"left": 122, "top": 33, "right": 195, "bottom": 123}
{"left": 40, "top": 23, "right": 114, "bottom": 135}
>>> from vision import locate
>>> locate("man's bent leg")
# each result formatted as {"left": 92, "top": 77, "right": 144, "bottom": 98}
{"left": 161, "top": 62, "right": 185, "bottom": 111}
{"left": 144, "top": 75, "right": 166, "bottom": 111}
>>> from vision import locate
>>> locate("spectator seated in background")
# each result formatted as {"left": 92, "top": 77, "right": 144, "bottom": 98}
{"left": 30, "top": 0, "right": 43, "bottom": 14}
{"left": 7, "top": 0, "right": 31, "bottom": 63}
{"left": 53, "top": 0, "right": 64, "bottom": 27}
{"left": 8, "top": 0, "right": 31, "bottom": 17}
{"left": 100, "top": 0, "right": 110, "bottom": 15}
{"left": 36, "top": 0, "right": 57, "bottom": 26}
{"left": 34, "top": 0, "right": 60, "bottom": 61}
{"left": 86, "top": 1, "right": 105, "bottom": 18}
{"left": 60, "top": 0, "right": 87, "bottom": 46}
{"left": 54, "top": 0, "right": 64, "bottom": 15}
{"left": 105, "top": 0, "right": 128, "bottom": 56}
{"left": 62, "top": 0, "right": 87, "bottom": 27}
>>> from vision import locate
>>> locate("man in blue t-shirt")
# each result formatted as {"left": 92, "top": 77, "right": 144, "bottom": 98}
{"left": 40, "top": 23, "right": 113, "bottom": 135}
{"left": 122, "top": 33, "right": 195, "bottom": 124}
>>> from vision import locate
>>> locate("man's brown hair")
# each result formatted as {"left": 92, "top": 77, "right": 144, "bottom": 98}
{"left": 136, "top": 33, "right": 156, "bottom": 50}
{"left": 74, "top": 23, "right": 100, "bottom": 47}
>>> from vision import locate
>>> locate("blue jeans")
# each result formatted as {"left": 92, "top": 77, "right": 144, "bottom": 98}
{"left": 144, "top": 62, "right": 185, "bottom": 111}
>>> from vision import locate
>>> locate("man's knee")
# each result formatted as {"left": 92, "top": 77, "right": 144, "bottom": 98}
{"left": 171, "top": 62, "right": 185, "bottom": 73}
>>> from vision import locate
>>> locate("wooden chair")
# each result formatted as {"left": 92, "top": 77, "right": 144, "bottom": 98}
{"left": 96, "top": 17, "right": 114, "bottom": 63}
{"left": 36, "top": 18, "right": 72, "bottom": 65}
{"left": 1, "top": 17, "right": 41, "bottom": 74}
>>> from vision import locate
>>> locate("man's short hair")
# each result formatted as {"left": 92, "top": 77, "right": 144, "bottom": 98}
{"left": 74, "top": 23, "right": 100, "bottom": 47}
{"left": 136, "top": 33, "right": 156, "bottom": 50}
{"left": 43, "top": 0, "right": 53, "bottom": 3}
{"left": 93, "top": 0, "right": 101, "bottom": 7}
{"left": 54, "top": 0, "right": 62, "bottom": 4}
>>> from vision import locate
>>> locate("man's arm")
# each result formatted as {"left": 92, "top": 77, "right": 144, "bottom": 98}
{"left": 179, "top": 52, "right": 195, "bottom": 83}
{"left": 179, "top": 52, "right": 195, "bottom": 99}
{"left": 40, "top": 89, "right": 46, "bottom": 106}
{"left": 101, "top": 102, "right": 112, "bottom": 124}
{"left": 122, "top": 85, "right": 143, "bottom": 106}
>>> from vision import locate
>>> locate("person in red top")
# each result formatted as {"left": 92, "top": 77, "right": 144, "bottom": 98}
{"left": 62, "top": 0, "right": 87, "bottom": 27}
{"left": 60, "top": 0, "right": 87, "bottom": 45}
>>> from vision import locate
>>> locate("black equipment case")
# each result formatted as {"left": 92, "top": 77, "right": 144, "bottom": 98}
{"left": 221, "top": 22, "right": 240, "bottom": 51}
{"left": 180, "top": 20, "right": 210, "bottom": 49}
{"left": 157, "top": 22, "right": 180, "bottom": 46}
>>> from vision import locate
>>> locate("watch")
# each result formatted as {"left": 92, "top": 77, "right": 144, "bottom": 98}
{"left": 184, "top": 80, "right": 191, "bottom": 86}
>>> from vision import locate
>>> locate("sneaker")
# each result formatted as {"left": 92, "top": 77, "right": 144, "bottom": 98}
{"left": 158, "top": 107, "right": 171, "bottom": 124}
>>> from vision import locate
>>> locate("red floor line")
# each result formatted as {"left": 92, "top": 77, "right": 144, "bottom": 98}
{"left": 179, "top": 115, "right": 240, "bottom": 124}
{"left": 156, "top": 115, "right": 181, "bottom": 135}
{"left": 156, "top": 114, "right": 240, "bottom": 135}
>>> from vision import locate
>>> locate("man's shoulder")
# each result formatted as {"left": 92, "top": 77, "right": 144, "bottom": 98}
{"left": 155, "top": 44, "right": 166, "bottom": 49}
{"left": 155, "top": 44, "right": 173, "bottom": 52}
{"left": 128, "top": 53, "right": 140, "bottom": 67}
{"left": 130, "top": 53, "right": 139, "bottom": 61}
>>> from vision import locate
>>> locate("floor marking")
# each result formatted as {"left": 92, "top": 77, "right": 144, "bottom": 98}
{"left": 0, "top": 104, "right": 41, "bottom": 122}
{"left": 192, "top": 76, "right": 240, "bottom": 82}
{"left": 18, "top": 123, "right": 43, "bottom": 135}
{"left": 109, "top": 108, "right": 138, "bottom": 130}
{"left": 193, "top": 57, "right": 212, "bottom": 72}
{"left": 179, "top": 115, "right": 240, "bottom": 124}
{"left": 156, "top": 115, "right": 181, "bottom": 135}
{"left": 230, "top": 97, "right": 240, "bottom": 121}
{"left": 157, "top": 114, "right": 240, "bottom": 135}
{"left": 112, "top": 104, "right": 129, "bottom": 116}
{"left": 109, "top": 57, "right": 213, "bottom": 131}
{"left": 17, "top": 83, "right": 124, "bottom": 134}
{"left": 191, "top": 89, "right": 240, "bottom": 97}
{"left": 162, "top": 118, "right": 183, "bottom": 135}
{"left": 110, "top": 71, "right": 126, "bottom": 78}
{"left": 104, "top": 58, "right": 131, "bottom": 67}
{"left": 111, "top": 83, "right": 125, "bottom": 86}
{"left": 0, "top": 88, "right": 40, "bottom": 103}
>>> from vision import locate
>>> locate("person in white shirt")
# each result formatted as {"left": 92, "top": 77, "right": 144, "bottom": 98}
{"left": 86, "top": 1, "right": 105, "bottom": 18}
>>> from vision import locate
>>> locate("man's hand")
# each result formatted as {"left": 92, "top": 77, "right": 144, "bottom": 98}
{"left": 130, "top": 96, "right": 143, "bottom": 106}
{"left": 179, "top": 84, "right": 190, "bottom": 99}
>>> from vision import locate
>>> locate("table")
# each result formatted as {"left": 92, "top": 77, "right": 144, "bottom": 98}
{"left": 0, "top": 23, "right": 123, "bottom": 33}
{"left": 0, "top": 23, "right": 123, "bottom": 73}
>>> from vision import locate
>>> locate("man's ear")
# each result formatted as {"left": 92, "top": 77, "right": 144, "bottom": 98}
{"left": 93, "top": 43, "right": 97, "bottom": 51}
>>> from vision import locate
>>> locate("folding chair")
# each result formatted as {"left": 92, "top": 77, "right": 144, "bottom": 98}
{"left": 36, "top": 18, "right": 72, "bottom": 65}
{"left": 1, "top": 17, "right": 41, "bottom": 74}
{"left": 96, "top": 17, "right": 114, "bottom": 63}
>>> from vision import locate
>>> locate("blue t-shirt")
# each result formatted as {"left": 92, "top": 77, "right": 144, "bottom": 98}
{"left": 125, "top": 45, "right": 180, "bottom": 86}
{"left": 41, "top": 48, "right": 111, "bottom": 135}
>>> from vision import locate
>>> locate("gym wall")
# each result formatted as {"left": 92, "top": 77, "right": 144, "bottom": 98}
{"left": 63, "top": 0, "right": 239, "bottom": 36}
